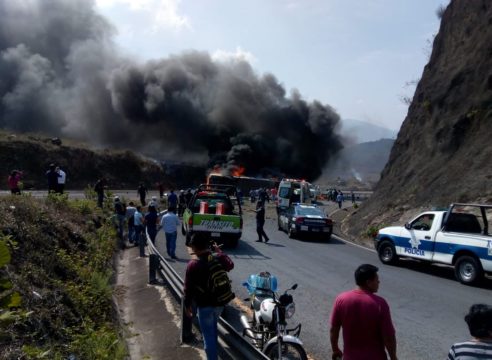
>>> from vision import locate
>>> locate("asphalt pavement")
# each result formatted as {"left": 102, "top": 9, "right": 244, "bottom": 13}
{"left": 158, "top": 200, "right": 492, "bottom": 360}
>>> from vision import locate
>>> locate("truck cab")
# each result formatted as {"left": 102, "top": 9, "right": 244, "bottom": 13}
{"left": 182, "top": 184, "right": 242, "bottom": 248}
{"left": 375, "top": 203, "right": 492, "bottom": 285}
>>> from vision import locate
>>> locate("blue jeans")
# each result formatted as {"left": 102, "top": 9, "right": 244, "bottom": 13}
{"left": 165, "top": 231, "right": 177, "bottom": 257}
{"left": 197, "top": 306, "right": 223, "bottom": 360}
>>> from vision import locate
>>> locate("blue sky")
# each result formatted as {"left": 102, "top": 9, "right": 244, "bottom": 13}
{"left": 95, "top": 0, "right": 449, "bottom": 131}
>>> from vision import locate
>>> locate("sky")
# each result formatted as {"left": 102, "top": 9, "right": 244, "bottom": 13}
{"left": 94, "top": 0, "right": 449, "bottom": 131}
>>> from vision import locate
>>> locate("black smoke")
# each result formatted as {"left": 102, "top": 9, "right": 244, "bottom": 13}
{"left": 0, "top": 0, "right": 343, "bottom": 181}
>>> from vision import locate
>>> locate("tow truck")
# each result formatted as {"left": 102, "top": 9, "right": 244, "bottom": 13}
{"left": 182, "top": 184, "right": 242, "bottom": 248}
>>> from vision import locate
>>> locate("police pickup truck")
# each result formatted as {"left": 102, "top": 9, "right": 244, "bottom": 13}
{"left": 375, "top": 203, "right": 492, "bottom": 285}
{"left": 182, "top": 184, "right": 242, "bottom": 248}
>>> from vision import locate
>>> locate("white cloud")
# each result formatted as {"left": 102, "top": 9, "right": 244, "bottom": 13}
{"left": 153, "top": 0, "right": 191, "bottom": 31}
{"left": 95, "top": 0, "right": 190, "bottom": 31}
{"left": 212, "top": 46, "right": 258, "bottom": 65}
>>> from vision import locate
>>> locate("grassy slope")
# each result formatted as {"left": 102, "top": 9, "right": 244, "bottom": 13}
{"left": 0, "top": 193, "right": 126, "bottom": 360}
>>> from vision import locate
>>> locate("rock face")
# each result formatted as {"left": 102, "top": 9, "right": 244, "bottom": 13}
{"left": 348, "top": 0, "right": 492, "bottom": 237}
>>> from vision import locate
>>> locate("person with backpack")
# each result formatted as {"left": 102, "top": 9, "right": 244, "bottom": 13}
{"left": 184, "top": 234, "right": 235, "bottom": 360}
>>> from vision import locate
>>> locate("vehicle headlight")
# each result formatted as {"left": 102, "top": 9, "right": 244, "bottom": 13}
{"left": 285, "top": 303, "right": 296, "bottom": 319}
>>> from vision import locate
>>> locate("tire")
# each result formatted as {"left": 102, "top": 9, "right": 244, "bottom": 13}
{"left": 288, "top": 224, "right": 295, "bottom": 239}
{"left": 265, "top": 342, "right": 307, "bottom": 360}
{"left": 378, "top": 241, "right": 398, "bottom": 265}
{"left": 278, "top": 218, "right": 282, "bottom": 231}
{"left": 454, "top": 255, "right": 483, "bottom": 285}
{"left": 181, "top": 224, "right": 186, "bottom": 236}
{"left": 185, "top": 232, "right": 192, "bottom": 247}
{"left": 227, "top": 236, "right": 239, "bottom": 249}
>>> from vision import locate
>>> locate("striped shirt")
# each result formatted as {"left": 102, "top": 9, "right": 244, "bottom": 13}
{"left": 447, "top": 340, "right": 492, "bottom": 359}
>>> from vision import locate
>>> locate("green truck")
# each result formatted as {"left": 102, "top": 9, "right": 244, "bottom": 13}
{"left": 182, "top": 184, "right": 243, "bottom": 248}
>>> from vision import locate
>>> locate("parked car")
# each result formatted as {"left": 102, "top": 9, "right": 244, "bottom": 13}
{"left": 278, "top": 204, "right": 333, "bottom": 240}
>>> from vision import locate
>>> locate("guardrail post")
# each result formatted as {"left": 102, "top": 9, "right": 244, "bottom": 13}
{"left": 149, "top": 254, "right": 159, "bottom": 284}
{"left": 181, "top": 298, "right": 194, "bottom": 344}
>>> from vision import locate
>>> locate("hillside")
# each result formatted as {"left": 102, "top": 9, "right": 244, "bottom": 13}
{"left": 0, "top": 131, "right": 206, "bottom": 190}
{"left": 0, "top": 195, "right": 126, "bottom": 359}
{"left": 319, "top": 139, "right": 394, "bottom": 187}
{"left": 347, "top": 0, "right": 492, "bottom": 238}
{"left": 340, "top": 119, "right": 397, "bottom": 144}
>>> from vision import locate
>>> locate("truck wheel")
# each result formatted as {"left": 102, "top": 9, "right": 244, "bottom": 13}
{"left": 378, "top": 241, "right": 398, "bottom": 265}
{"left": 185, "top": 232, "right": 191, "bottom": 247}
{"left": 228, "top": 237, "right": 239, "bottom": 249}
{"left": 277, "top": 218, "right": 282, "bottom": 231}
{"left": 288, "top": 224, "right": 295, "bottom": 239}
{"left": 455, "top": 256, "right": 483, "bottom": 285}
{"left": 181, "top": 224, "right": 186, "bottom": 236}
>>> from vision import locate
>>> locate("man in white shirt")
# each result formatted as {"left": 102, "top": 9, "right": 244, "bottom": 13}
{"left": 160, "top": 207, "right": 180, "bottom": 259}
{"left": 55, "top": 166, "right": 66, "bottom": 194}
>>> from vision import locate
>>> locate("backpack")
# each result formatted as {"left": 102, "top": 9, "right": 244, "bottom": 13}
{"left": 198, "top": 255, "right": 235, "bottom": 306}
{"left": 114, "top": 202, "right": 125, "bottom": 215}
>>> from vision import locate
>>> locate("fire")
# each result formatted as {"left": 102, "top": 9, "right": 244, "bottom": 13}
{"left": 207, "top": 165, "right": 223, "bottom": 184}
{"left": 231, "top": 166, "right": 246, "bottom": 177}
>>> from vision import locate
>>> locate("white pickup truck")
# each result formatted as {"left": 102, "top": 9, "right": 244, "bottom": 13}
{"left": 374, "top": 203, "right": 492, "bottom": 285}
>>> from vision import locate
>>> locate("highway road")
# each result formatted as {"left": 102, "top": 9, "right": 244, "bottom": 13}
{"left": 157, "top": 201, "right": 492, "bottom": 360}
{"left": 4, "top": 190, "right": 490, "bottom": 358}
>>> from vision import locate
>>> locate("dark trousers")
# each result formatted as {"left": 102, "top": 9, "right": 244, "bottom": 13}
{"left": 256, "top": 221, "right": 269, "bottom": 242}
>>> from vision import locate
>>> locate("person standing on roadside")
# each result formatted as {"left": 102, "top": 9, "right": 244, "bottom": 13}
{"left": 145, "top": 204, "right": 159, "bottom": 245}
{"left": 134, "top": 205, "right": 146, "bottom": 257}
{"left": 94, "top": 178, "right": 106, "bottom": 208}
{"left": 330, "top": 264, "right": 397, "bottom": 360}
{"left": 55, "top": 166, "right": 66, "bottom": 194}
{"left": 184, "top": 233, "right": 234, "bottom": 360}
{"left": 8, "top": 170, "right": 23, "bottom": 195}
{"left": 167, "top": 189, "right": 178, "bottom": 210}
{"left": 158, "top": 181, "right": 164, "bottom": 199}
{"left": 46, "top": 163, "right": 59, "bottom": 193}
{"left": 336, "top": 192, "right": 343, "bottom": 209}
{"left": 113, "top": 196, "right": 126, "bottom": 249}
{"left": 178, "top": 190, "right": 186, "bottom": 217}
{"left": 160, "top": 207, "right": 180, "bottom": 259}
{"left": 137, "top": 182, "right": 148, "bottom": 206}
{"left": 126, "top": 201, "right": 137, "bottom": 245}
{"left": 255, "top": 200, "right": 269, "bottom": 243}
{"left": 447, "top": 304, "right": 492, "bottom": 359}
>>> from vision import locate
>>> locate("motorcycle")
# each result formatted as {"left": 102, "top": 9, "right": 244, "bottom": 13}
{"left": 241, "top": 272, "right": 307, "bottom": 360}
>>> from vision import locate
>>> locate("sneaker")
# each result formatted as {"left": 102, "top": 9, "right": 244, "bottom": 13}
{"left": 264, "top": 238, "right": 269, "bottom": 243}
{"left": 171, "top": 255, "right": 178, "bottom": 259}
{"left": 255, "top": 239, "right": 262, "bottom": 242}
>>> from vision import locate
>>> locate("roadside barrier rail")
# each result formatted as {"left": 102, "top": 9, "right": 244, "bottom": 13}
{"left": 145, "top": 227, "right": 269, "bottom": 360}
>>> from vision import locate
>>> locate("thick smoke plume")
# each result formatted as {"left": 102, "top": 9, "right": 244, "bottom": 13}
{"left": 0, "top": 0, "right": 343, "bottom": 180}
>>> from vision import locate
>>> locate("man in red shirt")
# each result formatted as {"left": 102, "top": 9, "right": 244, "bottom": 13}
{"left": 330, "top": 264, "right": 397, "bottom": 360}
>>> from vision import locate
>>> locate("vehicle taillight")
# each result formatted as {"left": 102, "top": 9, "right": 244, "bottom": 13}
{"left": 188, "top": 216, "right": 193, "bottom": 227}
{"left": 325, "top": 219, "right": 333, "bottom": 225}
{"left": 295, "top": 217, "right": 304, "bottom": 224}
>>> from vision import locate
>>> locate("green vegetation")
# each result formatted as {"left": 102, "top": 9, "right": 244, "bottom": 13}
{"left": 366, "top": 224, "right": 386, "bottom": 239}
{"left": 0, "top": 193, "right": 126, "bottom": 359}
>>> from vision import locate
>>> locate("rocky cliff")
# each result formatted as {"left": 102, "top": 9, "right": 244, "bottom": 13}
{"left": 348, "top": 0, "right": 492, "bottom": 237}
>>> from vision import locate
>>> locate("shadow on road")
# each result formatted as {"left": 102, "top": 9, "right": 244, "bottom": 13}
{"left": 227, "top": 240, "right": 273, "bottom": 259}
{"left": 295, "top": 236, "right": 345, "bottom": 245}
{"left": 396, "top": 259, "right": 492, "bottom": 290}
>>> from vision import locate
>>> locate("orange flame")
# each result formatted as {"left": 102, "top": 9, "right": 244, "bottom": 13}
{"left": 231, "top": 166, "right": 246, "bottom": 177}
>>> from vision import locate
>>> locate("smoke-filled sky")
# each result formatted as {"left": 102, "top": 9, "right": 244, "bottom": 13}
{"left": 0, "top": 0, "right": 345, "bottom": 180}
{"left": 95, "top": 0, "right": 449, "bottom": 132}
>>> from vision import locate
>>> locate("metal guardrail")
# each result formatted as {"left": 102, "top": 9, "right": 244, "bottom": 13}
{"left": 145, "top": 227, "right": 268, "bottom": 360}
